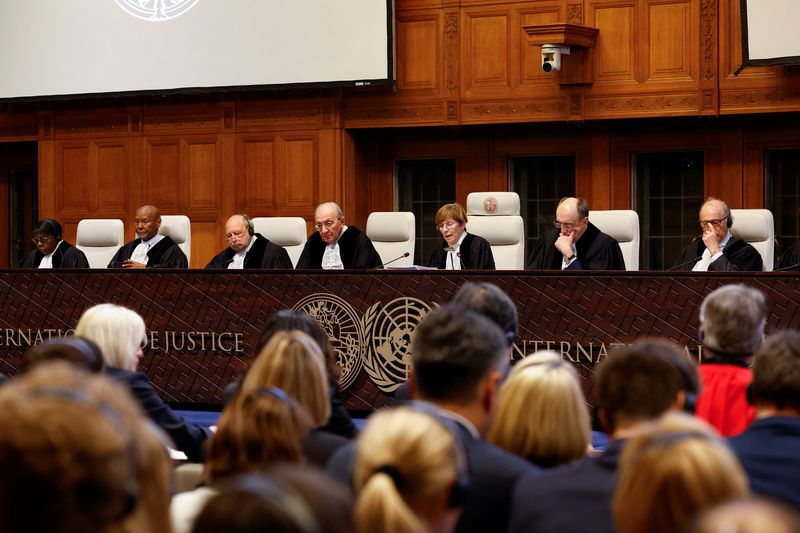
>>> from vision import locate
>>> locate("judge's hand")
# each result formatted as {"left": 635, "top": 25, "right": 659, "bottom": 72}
{"left": 121, "top": 260, "right": 146, "bottom": 269}
{"left": 555, "top": 231, "right": 576, "bottom": 257}
{"left": 701, "top": 228, "right": 721, "bottom": 256}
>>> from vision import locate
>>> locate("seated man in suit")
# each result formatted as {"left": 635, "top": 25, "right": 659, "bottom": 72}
{"left": 108, "top": 205, "right": 188, "bottom": 269}
{"left": 674, "top": 197, "right": 763, "bottom": 271}
{"left": 527, "top": 197, "right": 625, "bottom": 270}
{"left": 296, "top": 202, "right": 382, "bottom": 269}
{"left": 19, "top": 218, "right": 89, "bottom": 269}
{"left": 205, "top": 214, "right": 292, "bottom": 269}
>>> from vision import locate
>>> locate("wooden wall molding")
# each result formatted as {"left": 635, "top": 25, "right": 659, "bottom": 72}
{"left": 585, "top": 93, "right": 699, "bottom": 116}
{"left": 719, "top": 89, "right": 800, "bottom": 113}
{"left": 461, "top": 98, "right": 569, "bottom": 122}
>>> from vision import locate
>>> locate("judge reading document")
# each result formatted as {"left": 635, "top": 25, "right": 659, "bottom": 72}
{"left": 296, "top": 202, "right": 382, "bottom": 269}
{"left": 426, "top": 203, "right": 495, "bottom": 270}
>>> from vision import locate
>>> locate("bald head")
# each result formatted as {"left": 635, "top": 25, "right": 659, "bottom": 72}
{"left": 134, "top": 205, "right": 161, "bottom": 241}
{"left": 225, "top": 214, "right": 253, "bottom": 252}
{"left": 314, "top": 202, "right": 345, "bottom": 244}
{"left": 699, "top": 198, "right": 732, "bottom": 242}
{"left": 555, "top": 197, "right": 590, "bottom": 240}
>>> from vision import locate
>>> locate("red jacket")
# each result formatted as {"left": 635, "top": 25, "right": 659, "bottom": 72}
{"left": 696, "top": 363, "right": 755, "bottom": 437}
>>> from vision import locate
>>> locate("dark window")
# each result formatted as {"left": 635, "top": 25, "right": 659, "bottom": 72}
{"left": 396, "top": 159, "right": 456, "bottom": 265}
{"left": 511, "top": 156, "right": 576, "bottom": 258}
{"left": 766, "top": 149, "right": 800, "bottom": 259}
{"left": 633, "top": 152, "right": 704, "bottom": 270}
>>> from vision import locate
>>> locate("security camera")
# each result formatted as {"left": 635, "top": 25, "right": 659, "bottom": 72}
{"left": 541, "top": 44, "right": 570, "bottom": 73}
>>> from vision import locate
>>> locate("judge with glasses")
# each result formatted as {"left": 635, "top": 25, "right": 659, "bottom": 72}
{"left": 427, "top": 203, "right": 495, "bottom": 270}
{"left": 296, "top": 202, "right": 382, "bottom": 269}
{"left": 19, "top": 218, "right": 89, "bottom": 269}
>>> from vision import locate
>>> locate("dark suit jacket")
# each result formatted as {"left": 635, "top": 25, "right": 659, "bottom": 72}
{"left": 509, "top": 439, "right": 624, "bottom": 533}
{"left": 106, "top": 367, "right": 211, "bottom": 462}
{"left": 302, "top": 429, "right": 350, "bottom": 469}
{"left": 204, "top": 233, "right": 292, "bottom": 269}
{"left": 675, "top": 236, "right": 763, "bottom": 271}
{"left": 426, "top": 233, "right": 496, "bottom": 270}
{"left": 108, "top": 236, "right": 188, "bottom": 268}
{"left": 729, "top": 416, "right": 800, "bottom": 507}
{"left": 527, "top": 222, "right": 625, "bottom": 270}
{"left": 18, "top": 241, "right": 89, "bottom": 268}
{"left": 296, "top": 226, "right": 382, "bottom": 269}
{"left": 777, "top": 240, "right": 800, "bottom": 271}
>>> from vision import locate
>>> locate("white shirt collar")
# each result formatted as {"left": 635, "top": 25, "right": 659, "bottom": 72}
{"left": 38, "top": 240, "right": 63, "bottom": 269}
{"left": 142, "top": 233, "right": 165, "bottom": 247}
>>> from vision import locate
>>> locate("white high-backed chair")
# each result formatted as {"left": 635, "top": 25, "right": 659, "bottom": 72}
{"left": 730, "top": 209, "right": 774, "bottom": 271}
{"left": 465, "top": 192, "right": 525, "bottom": 270}
{"left": 75, "top": 219, "right": 125, "bottom": 268}
{"left": 158, "top": 215, "right": 191, "bottom": 264}
{"left": 588, "top": 210, "right": 640, "bottom": 271}
{"left": 251, "top": 217, "right": 308, "bottom": 268}
{"left": 366, "top": 212, "right": 415, "bottom": 267}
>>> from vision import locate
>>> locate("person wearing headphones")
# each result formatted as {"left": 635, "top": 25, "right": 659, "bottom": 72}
{"left": 673, "top": 197, "right": 763, "bottom": 271}
{"left": 296, "top": 202, "right": 382, "bottom": 269}
{"left": 205, "top": 214, "right": 292, "bottom": 269}
{"left": 19, "top": 218, "right": 89, "bottom": 269}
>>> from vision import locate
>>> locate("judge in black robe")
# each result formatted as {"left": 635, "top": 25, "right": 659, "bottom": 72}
{"left": 107, "top": 205, "right": 188, "bottom": 268}
{"left": 427, "top": 233, "right": 496, "bottom": 269}
{"left": 206, "top": 233, "right": 292, "bottom": 269}
{"left": 20, "top": 241, "right": 89, "bottom": 269}
{"left": 777, "top": 240, "right": 800, "bottom": 271}
{"left": 528, "top": 222, "right": 625, "bottom": 270}
{"left": 296, "top": 202, "right": 382, "bottom": 269}
{"left": 673, "top": 199, "right": 763, "bottom": 271}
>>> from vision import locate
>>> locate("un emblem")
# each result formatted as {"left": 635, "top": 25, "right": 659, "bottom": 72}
{"left": 293, "top": 294, "right": 364, "bottom": 391}
{"left": 114, "top": 0, "right": 200, "bottom": 21}
{"left": 362, "top": 297, "right": 437, "bottom": 392}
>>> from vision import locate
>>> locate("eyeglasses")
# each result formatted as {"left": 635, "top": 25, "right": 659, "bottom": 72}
{"left": 314, "top": 219, "right": 339, "bottom": 231}
{"left": 436, "top": 221, "right": 459, "bottom": 231}
{"left": 699, "top": 218, "right": 726, "bottom": 229}
{"left": 553, "top": 219, "right": 583, "bottom": 231}
{"left": 32, "top": 235, "right": 51, "bottom": 245}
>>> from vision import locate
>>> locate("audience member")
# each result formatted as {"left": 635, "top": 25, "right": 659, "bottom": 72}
{"left": 21, "top": 335, "right": 105, "bottom": 373}
{"left": 108, "top": 205, "right": 188, "bottom": 268}
{"left": 489, "top": 351, "right": 590, "bottom": 467}
{"left": 205, "top": 214, "right": 292, "bottom": 269}
{"left": 449, "top": 281, "right": 518, "bottom": 345}
{"left": 0, "top": 362, "right": 173, "bottom": 533}
{"left": 613, "top": 412, "right": 749, "bottom": 533}
{"left": 75, "top": 303, "right": 211, "bottom": 462}
{"left": 18, "top": 218, "right": 89, "bottom": 268}
{"left": 239, "top": 330, "right": 348, "bottom": 467}
{"left": 354, "top": 406, "right": 467, "bottom": 533}
{"left": 191, "top": 473, "right": 320, "bottom": 533}
{"left": 426, "top": 203, "right": 495, "bottom": 270}
{"left": 729, "top": 330, "right": 800, "bottom": 507}
{"left": 296, "top": 202, "right": 382, "bottom": 269}
{"left": 527, "top": 197, "right": 624, "bottom": 270}
{"left": 690, "top": 498, "right": 800, "bottom": 533}
{"left": 674, "top": 198, "right": 763, "bottom": 271}
{"left": 171, "top": 387, "right": 311, "bottom": 533}
{"left": 696, "top": 283, "right": 765, "bottom": 436}
{"left": 509, "top": 339, "right": 700, "bottom": 533}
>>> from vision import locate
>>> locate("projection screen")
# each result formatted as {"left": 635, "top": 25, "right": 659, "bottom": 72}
{"left": 741, "top": 0, "right": 800, "bottom": 66}
{"left": 0, "top": 0, "right": 394, "bottom": 101}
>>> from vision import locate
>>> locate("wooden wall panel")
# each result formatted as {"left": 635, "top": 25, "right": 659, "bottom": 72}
{"left": 186, "top": 140, "right": 218, "bottom": 210}
{"left": 144, "top": 140, "right": 181, "bottom": 211}
{"left": 57, "top": 145, "right": 90, "bottom": 212}
{"left": 464, "top": 13, "right": 509, "bottom": 91}
{"left": 397, "top": 16, "right": 440, "bottom": 91}
{"left": 646, "top": 1, "right": 693, "bottom": 83}
{"left": 592, "top": 3, "right": 637, "bottom": 85}
{"left": 96, "top": 144, "right": 126, "bottom": 212}
{"left": 240, "top": 136, "right": 276, "bottom": 211}
{"left": 281, "top": 136, "right": 316, "bottom": 209}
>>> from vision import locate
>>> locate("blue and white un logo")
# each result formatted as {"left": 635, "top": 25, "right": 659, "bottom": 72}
{"left": 114, "top": 0, "right": 200, "bottom": 22}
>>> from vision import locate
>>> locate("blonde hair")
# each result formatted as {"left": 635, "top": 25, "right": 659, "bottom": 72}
{"left": 613, "top": 412, "right": 749, "bottom": 533}
{"left": 354, "top": 407, "right": 463, "bottom": 533}
{"left": 489, "top": 351, "right": 590, "bottom": 467}
{"left": 75, "top": 303, "right": 146, "bottom": 371}
{"left": 240, "top": 331, "right": 330, "bottom": 427}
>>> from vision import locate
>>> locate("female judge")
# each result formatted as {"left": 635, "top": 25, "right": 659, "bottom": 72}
{"left": 426, "top": 203, "right": 495, "bottom": 270}
{"left": 19, "top": 218, "right": 89, "bottom": 269}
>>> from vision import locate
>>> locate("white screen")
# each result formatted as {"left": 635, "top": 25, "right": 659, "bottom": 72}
{"left": 744, "top": 0, "right": 800, "bottom": 63}
{"left": 0, "top": 0, "right": 392, "bottom": 100}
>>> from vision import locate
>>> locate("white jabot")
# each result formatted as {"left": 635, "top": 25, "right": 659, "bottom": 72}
{"left": 444, "top": 231, "right": 468, "bottom": 270}
{"left": 228, "top": 235, "right": 257, "bottom": 269}
{"left": 38, "top": 240, "right": 63, "bottom": 269}
{"left": 693, "top": 232, "right": 732, "bottom": 271}
{"left": 561, "top": 243, "right": 578, "bottom": 271}
{"left": 321, "top": 226, "right": 348, "bottom": 270}
{"left": 131, "top": 234, "right": 164, "bottom": 265}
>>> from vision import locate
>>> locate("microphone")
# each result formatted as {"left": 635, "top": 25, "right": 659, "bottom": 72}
{"left": 667, "top": 256, "right": 702, "bottom": 271}
{"left": 773, "top": 262, "right": 800, "bottom": 272}
{"left": 376, "top": 252, "right": 410, "bottom": 269}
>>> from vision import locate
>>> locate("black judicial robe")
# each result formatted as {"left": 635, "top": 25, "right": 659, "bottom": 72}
{"left": 204, "top": 233, "right": 293, "bottom": 270}
{"left": 674, "top": 236, "right": 763, "bottom": 271}
{"left": 296, "top": 226, "right": 382, "bottom": 269}
{"left": 527, "top": 222, "right": 625, "bottom": 270}
{"left": 777, "top": 241, "right": 800, "bottom": 271}
{"left": 426, "top": 233, "right": 496, "bottom": 270}
{"left": 108, "top": 236, "right": 188, "bottom": 268}
{"left": 18, "top": 241, "right": 89, "bottom": 269}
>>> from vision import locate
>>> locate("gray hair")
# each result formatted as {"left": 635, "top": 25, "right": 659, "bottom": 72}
{"left": 699, "top": 284, "right": 766, "bottom": 356}
{"left": 316, "top": 202, "right": 343, "bottom": 219}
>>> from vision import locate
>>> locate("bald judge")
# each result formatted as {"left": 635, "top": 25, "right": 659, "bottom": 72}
{"left": 108, "top": 205, "right": 188, "bottom": 269}
{"left": 205, "top": 214, "right": 292, "bottom": 269}
{"left": 527, "top": 197, "right": 625, "bottom": 270}
{"left": 296, "top": 202, "right": 382, "bottom": 269}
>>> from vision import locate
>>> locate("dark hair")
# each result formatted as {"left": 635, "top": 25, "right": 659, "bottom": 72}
{"left": 411, "top": 305, "right": 507, "bottom": 403}
{"left": 595, "top": 339, "right": 698, "bottom": 430}
{"left": 751, "top": 330, "right": 800, "bottom": 410}
{"left": 22, "top": 336, "right": 105, "bottom": 374}
{"left": 450, "top": 282, "right": 518, "bottom": 344}
{"left": 32, "top": 218, "right": 62, "bottom": 240}
{"left": 256, "top": 309, "right": 340, "bottom": 388}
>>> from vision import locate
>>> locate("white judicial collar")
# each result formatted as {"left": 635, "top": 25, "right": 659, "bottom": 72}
{"left": 445, "top": 231, "right": 468, "bottom": 270}
{"left": 692, "top": 232, "right": 732, "bottom": 271}
{"left": 38, "top": 240, "right": 63, "bottom": 269}
{"left": 228, "top": 235, "right": 257, "bottom": 269}
{"left": 321, "top": 226, "right": 348, "bottom": 270}
{"left": 131, "top": 233, "right": 164, "bottom": 265}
